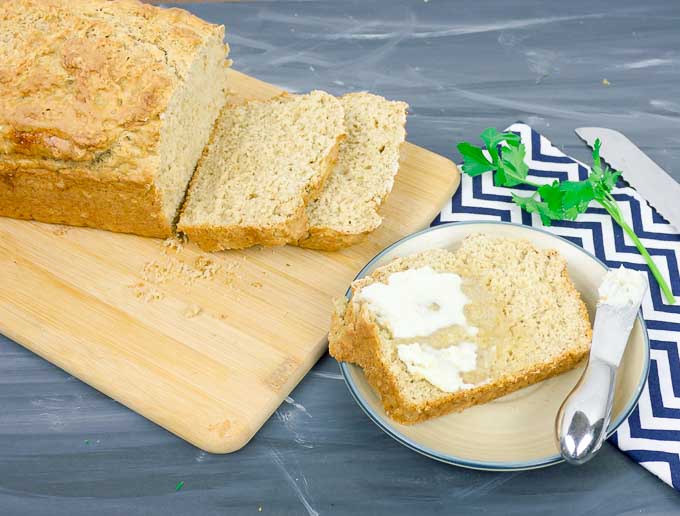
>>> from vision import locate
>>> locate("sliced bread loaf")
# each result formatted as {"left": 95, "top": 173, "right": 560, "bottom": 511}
{"left": 329, "top": 234, "right": 592, "bottom": 424}
{"left": 296, "top": 93, "right": 408, "bottom": 250}
{"left": 178, "top": 91, "right": 345, "bottom": 251}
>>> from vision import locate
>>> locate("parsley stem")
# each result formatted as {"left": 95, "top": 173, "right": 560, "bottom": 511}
{"left": 521, "top": 179, "right": 543, "bottom": 189}
{"left": 597, "top": 198, "right": 676, "bottom": 304}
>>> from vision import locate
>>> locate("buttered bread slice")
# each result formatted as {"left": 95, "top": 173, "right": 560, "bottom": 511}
{"left": 178, "top": 91, "right": 345, "bottom": 251}
{"left": 297, "top": 93, "right": 408, "bottom": 250}
{"left": 329, "top": 234, "right": 592, "bottom": 424}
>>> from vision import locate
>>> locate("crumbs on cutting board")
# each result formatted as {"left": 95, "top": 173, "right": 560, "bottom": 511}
{"left": 52, "top": 225, "right": 71, "bottom": 236}
{"left": 184, "top": 304, "right": 202, "bottom": 319}
{"left": 130, "top": 238, "right": 245, "bottom": 303}
{"left": 193, "top": 256, "right": 221, "bottom": 280}
{"left": 223, "top": 261, "right": 240, "bottom": 287}
{"left": 161, "top": 234, "right": 187, "bottom": 254}
{"left": 142, "top": 256, "right": 221, "bottom": 287}
{"left": 129, "top": 281, "right": 165, "bottom": 302}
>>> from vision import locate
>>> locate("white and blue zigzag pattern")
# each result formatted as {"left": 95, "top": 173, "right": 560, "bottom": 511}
{"left": 433, "top": 123, "right": 680, "bottom": 489}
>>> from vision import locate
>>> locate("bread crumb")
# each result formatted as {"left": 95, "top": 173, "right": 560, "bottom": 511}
{"left": 162, "top": 234, "right": 187, "bottom": 254}
{"left": 141, "top": 254, "right": 224, "bottom": 288}
{"left": 218, "top": 313, "right": 229, "bottom": 320}
{"left": 194, "top": 256, "right": 221, "bottom": 280}
{"left": 145, "top": 290, "right": 164, "bottom": 302}
{"left": 142, "top": 260, "right": 173, "bottom": 284}
{"left": 222, "top": 261, "right": 241, "bottom": 287}
{"left": 184, "top": 305, "right": 202, "bottom": 319}
{"left": 52, "top": 225, "right": 71, "bottom": 236}
{"left": 129, "top": 281, "right": 164, "bottom": 302}
{"left": 602, "top": 78, "right": 611, "bottom": 86}
{"left": 251, "top": 281, "right": 263, "bottom": 288}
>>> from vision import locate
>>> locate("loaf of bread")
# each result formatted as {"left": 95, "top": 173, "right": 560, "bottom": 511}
{"left": 297, "top": 93, "right": 408, "bottom": 250}
{"left": 0, "top": 0, "right": 230, "bottom": 237}
{"left": 178, "top": 92, "right": 346, "bottom": 251}
{"left": 329, "top": 234, "right": 592, "bottom": 424}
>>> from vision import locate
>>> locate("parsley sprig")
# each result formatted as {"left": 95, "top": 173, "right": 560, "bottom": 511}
{"left": 457, "top": 128, "right": 676, "bottom": 304}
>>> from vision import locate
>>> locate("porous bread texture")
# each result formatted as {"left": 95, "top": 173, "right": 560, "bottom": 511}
{"left": 0, "top": 0, "right": 230, "bottom": 237}
{"left": 329, "top": 234, "right": 592, "bottom": 424}
{"left": 297, "top": 92, "right": 408, "bottom": 250}
{"left": 178, "top": 91, "right": 346, "bottom": 251}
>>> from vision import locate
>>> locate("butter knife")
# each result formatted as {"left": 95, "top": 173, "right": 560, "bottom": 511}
{"left": 575, "top": 127, "right": 680, "bottom": 230}
{"left": 555, "top": 268, "right": 647, "bottom": 464}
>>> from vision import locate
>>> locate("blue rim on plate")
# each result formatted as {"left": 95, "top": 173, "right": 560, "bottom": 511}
{"left": 338, "top": 221, "right": 651, "bottom": 472}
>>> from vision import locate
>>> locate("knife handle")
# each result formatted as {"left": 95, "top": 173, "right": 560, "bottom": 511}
{"left": 555, "top": 356, "right": 617, "bottom": 465}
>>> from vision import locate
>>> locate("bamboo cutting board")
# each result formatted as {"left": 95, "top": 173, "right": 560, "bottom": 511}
{"left": 0, "top": 70, "right": 460, "bottom": 453}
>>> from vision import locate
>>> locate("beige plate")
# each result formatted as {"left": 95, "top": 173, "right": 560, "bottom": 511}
{"left": 340, "top": 221, "right": 650, "bottom": 471}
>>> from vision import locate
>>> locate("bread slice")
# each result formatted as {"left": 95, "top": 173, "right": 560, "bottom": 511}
{"left": 0, "top": 0, "right": 230, "bottom": 238}
{"left": 296, "top": 93, "right": 408, "bottom": 250}
{"left": 178, "top": 91, "right": 345, "bottom": 251}
{"left": 329, "top": 234, "right": 592, "bottom": 424}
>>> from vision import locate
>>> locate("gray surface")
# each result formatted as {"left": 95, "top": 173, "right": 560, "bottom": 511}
{"left": 1, "top": 0, "right": 679, "bottom": 514}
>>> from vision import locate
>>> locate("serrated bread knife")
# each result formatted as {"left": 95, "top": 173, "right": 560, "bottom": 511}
{"left": 575, "top": 127, "right": 680, "bottom": 230}
{"left": 556, "top": 267, "right": 647, "bottom": 464}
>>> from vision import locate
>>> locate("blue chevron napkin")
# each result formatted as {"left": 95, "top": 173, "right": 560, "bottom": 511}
{"left": 433, "top": 123, "right": 680, "bottom": 489}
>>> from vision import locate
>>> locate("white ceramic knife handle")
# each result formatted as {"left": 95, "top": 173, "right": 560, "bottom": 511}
{"left": 555, "top": 356, "right": 617, "bottom": 465}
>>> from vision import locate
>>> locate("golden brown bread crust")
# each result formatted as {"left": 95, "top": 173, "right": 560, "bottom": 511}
{"left": 296, "top": 228, "right": 369, "bottom": 251}
{"left": 0, "top": 0, "right": 228, "bottom": 237}
{"left": 180, "top": 133, "right": 344, "bottom": 251}
{"left": 0, "top": 166, "right": 171, "bottom": 237}
{"left": 178, "top": 219, "right": 304, "bottom": 252}
{"left": 329, "top": 244, "right": 593, "bottom": 424}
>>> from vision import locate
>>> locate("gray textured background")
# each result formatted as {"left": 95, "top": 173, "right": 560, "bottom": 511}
{"left": 2, "top": 1, "right": 680, "bottom": 514}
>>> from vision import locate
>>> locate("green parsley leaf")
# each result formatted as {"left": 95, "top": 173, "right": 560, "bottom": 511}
{"left": 558, "top": 180, "right": 595, "bottom": 218}
{"left": 588, "top": 144, "right": 622, "bottom": 199}
{"left": 537, "top": 182, "right": 564, "bottom": 214}
{"left": 590, "top": 167, "right": 621, "bottom": 198}
{"left": 591, "top": 138, "right": 603, "bottom": 176}
{"left": 479, "top": 128, "right": 521, "bottom": 163}
{"left": 456, "top": 142, "right": 495, "bottom": 176}
{"left": 511, "top": 193, "right": 562, "bottom": 225}
{"left": 602, "top": 169, "right": 622, "bottom": 191}
{"left": 496, "top": 144, "right": 529, "bottom": 187}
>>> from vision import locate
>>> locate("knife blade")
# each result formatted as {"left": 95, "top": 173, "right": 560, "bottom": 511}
{"left": 575, "top": 127, "right": 680, "bottom": 230}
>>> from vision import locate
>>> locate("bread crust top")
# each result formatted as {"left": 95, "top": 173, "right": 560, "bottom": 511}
{"left": 0, "top": 0, "right": 225, "bottom": 177}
